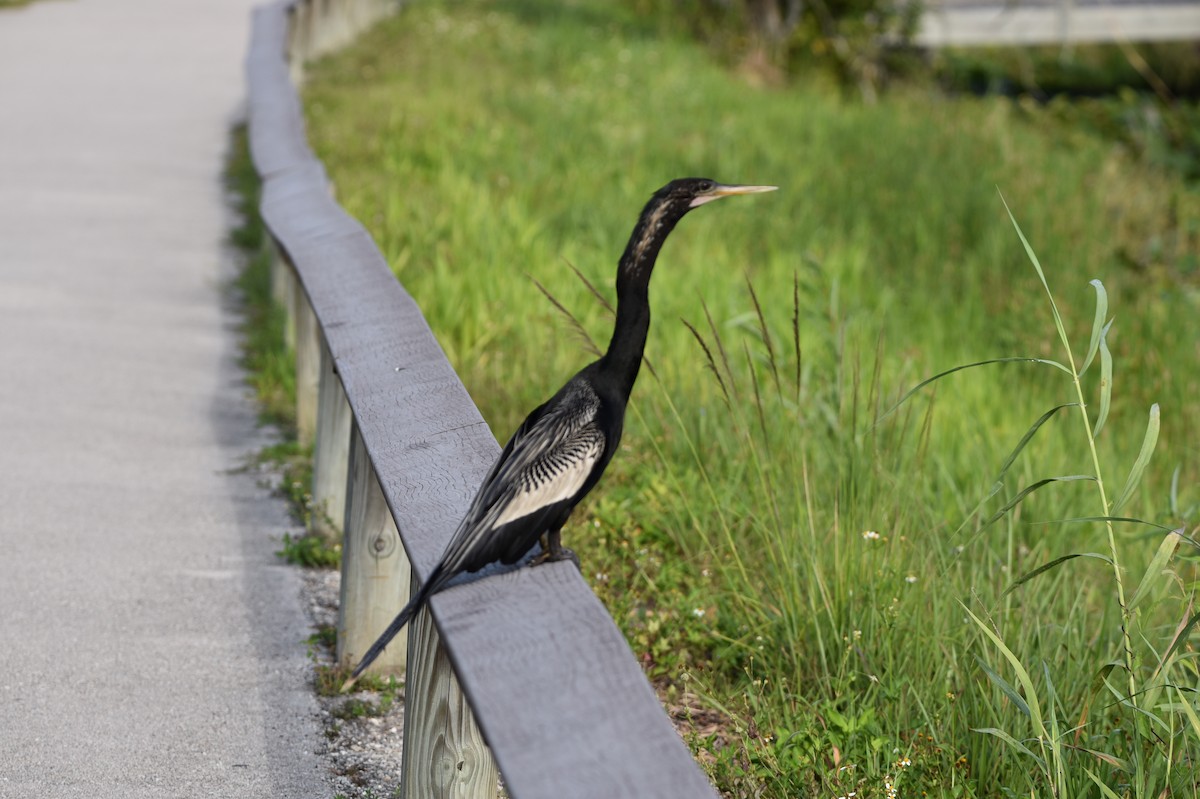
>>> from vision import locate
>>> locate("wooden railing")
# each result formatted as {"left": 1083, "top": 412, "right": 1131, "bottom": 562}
{"left": 245, "top": 1, "right": 721, "bottom": 796}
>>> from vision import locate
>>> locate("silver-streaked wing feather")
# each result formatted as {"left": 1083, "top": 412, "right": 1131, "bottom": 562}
{"left": 437, "top": 382, "right": 605, "bottom": 573}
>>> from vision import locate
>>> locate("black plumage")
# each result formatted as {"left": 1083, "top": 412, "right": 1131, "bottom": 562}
{"left": 348, "top": 178, "right": 776, "bottom": 681}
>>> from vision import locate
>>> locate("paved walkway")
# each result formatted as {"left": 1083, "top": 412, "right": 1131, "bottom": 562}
{"left": 0, "top": 1, "right": 328, "bottom": 797}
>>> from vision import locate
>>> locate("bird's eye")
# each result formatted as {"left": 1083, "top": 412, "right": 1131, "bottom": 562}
{"left": 698, "top": 180, "right": 715, "bottom": 192}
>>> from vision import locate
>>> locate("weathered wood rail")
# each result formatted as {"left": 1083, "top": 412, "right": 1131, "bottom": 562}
{"left": 245, "top": 1, "right": 721, "bottom": 796}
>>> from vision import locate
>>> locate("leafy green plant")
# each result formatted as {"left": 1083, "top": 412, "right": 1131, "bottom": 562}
{"left": 896, "top": 204, "right": 1199, "bottom": 798}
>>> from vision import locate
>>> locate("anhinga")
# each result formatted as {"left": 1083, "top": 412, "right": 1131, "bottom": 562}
{"left": 349, "top": 178, "right": 776, "bottom": 680}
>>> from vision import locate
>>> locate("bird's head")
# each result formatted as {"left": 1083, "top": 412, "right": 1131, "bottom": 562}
{"left": 619, "top": 177, "right": 777, "bottom": 285}
{"left": 656, "top": 177, "right": 778, "bottom": 212}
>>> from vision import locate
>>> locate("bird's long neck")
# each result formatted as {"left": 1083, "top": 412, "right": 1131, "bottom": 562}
{"left": 599, "top": 199, "right": 682, "bottom": 399}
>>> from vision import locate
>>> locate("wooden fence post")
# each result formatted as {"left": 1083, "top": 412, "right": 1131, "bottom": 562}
{"left": 337, "top": 422, "right": 411, "bottom": 675}
{"left": 292, "top": 284, "right": 321, "bottom": 446}
{"left": 287, "top": 1, "right": 311, "bottom": 83}
{"left": 402, "top": 602, "right": 499, "bottom": 799}
{"left": 270, "top": 242, "right": 297, "bottom": 352}
{"left": 311, "top": 334, "right": 351, "bottom": 538}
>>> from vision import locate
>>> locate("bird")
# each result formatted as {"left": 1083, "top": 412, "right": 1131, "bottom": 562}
{"left": 346, "top": 178, "right": 776, "bottom": 683}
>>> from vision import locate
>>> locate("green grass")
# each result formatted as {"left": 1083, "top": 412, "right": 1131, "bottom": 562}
{"left": 300, "top": 2, "right": 1200, "bottom": 795}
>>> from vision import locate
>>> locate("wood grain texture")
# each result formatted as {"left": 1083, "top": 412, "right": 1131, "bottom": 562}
{"left": 248, "top": 3, "right": 721, "bottom": 796}
{"left": 430, "top": 564, "right": 720, "bottom": 799}
{"left": 312, "top": 335, "right": 351, "bottom": 538}
{"left": 402, "top": 602, "right": 499, "bottom": 799}
{"left": 338, "top": 423, "right": 411, "bottom": 675}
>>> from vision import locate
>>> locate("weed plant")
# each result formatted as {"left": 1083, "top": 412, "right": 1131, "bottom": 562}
{"left": 301, "top": 1, "right": 1200, "bottom": 795}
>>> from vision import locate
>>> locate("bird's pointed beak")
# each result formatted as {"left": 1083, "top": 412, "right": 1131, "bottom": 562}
{"left": 690, "top": 183, "right": 779, "bottom": 208}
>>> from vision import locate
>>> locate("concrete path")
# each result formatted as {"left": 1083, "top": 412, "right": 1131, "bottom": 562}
{"left": 0, "top": 1, "right": 329, "bottom": 797}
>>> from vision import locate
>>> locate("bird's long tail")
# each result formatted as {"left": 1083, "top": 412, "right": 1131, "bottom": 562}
{"left": 343, "top": 566, "right": 444, "bottom": 689}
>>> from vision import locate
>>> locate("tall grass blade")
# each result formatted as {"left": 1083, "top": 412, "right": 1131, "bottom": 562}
{"left": 1173, "top": 685, "right": 1200, "bottom": 741}
{"left": 745, "top": 274, "right": 781, "bottom": 397}
{"left": 1070, "top": 746, "right": 1128, "bottom": 771}
{"left": 1041, "top": 662, "right": 1067, "bottom": 790}
{"left": 976, "top": 655, "right": 1032, "bottom": 717}
{"left": 1085, "top": 767, "right": 1125, "bottom": 799}
{"left": 529, "top": 275, "right": 602, "bottom": 357}
{"left": 1079, "top": 279, "right": 1109, "bottom": 376}
{"left": 1127, "top": 528, "right": 1181, "bottom": 612}
{"left": 1153, "top": 602, "right": 1199, "bottom": 679}
{"left": 1003, "top": 552, "right": 1115, "bottom": 597}
{"left": 983, "top": 475, "right": 1097, "bottom": 528}
{"left": 877, "top": 357, "right": 1072, "bottom": 425}
{"left": 1170, "top": 465, "right": 1181, "bottom": 516}
{"left": 994, "top": 404, "right": 1078, "bottom": 486}
{"left": 681, "top": 318, "right": 731, "bottom": 407}
{"left": 1075, "top": 662, "right": 1117, "bottom": 743}
{"left": 703, "top": 300, "right": 739, "bottom": 404}
{"left": 566, "top": 259, "right": 614, "bottom": 314}
{"left": 973, "top": 727, "right": 1046, "bottom": 767}
{"left": 1027, "top": 515, "right": 1176, "bottom": 532}
{"left": 743, "top": 340, "right": 769, "bottom": 444}
{"left": 1001, "top": 193, "right": 1071, "bottom": 355}
{"left": 791, "top": 272, "right": 801, "bottom": 405}
{"left": 1111, "top": 403, "right": 1161, "bottom": 514}
{"left": 964, "top": 603, "right": 1047, "bottom": 737}
{"left": 1093, "top": 321, "right": 1114, "bottom": 438}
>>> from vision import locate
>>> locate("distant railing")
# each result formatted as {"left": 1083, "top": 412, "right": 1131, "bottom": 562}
{"left": 915, "top": 0, "right": 1200, "bottom": 47}
{"left": 244, "top": 1, "right": 721, "bottom": 796}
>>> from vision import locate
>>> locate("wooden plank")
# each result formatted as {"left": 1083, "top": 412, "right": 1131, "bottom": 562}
{"left": 402, "top": 603, "right": 498, "bottom": 799}
{"left": 246, "top": 3, "right": 314, "bottom": 177}
{"left": 337, "top": 422, "right": 411, "bottom": 675}
{"left": 430, "top": 564, "right": 719, "bottom": 799}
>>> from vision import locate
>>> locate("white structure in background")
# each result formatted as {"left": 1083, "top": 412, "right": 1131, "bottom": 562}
{"left": 916, "top": 0, "right": 1200, "bottom": 46}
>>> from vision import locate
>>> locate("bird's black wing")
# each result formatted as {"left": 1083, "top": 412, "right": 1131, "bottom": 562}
{"left": 434, "top": 380, "right": 606, "bottom": 575}
{"left": 347, "top": 382, "right": 604, "bottom": 681}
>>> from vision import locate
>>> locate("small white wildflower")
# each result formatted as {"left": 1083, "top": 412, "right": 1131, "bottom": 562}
{"left": 900, "top": 757, "right": 912, "bottom": 768}
{"left": 862, "top": 530, "right": 881, "bottom": 541}
{"left": 594, "top": 572, "right": 609, "bottom": 582}
{"left": 905, "top": 575, "right": 918, "bottom": 584}
{"left": 692, "top": 608, "right": 706, "bottom": 618}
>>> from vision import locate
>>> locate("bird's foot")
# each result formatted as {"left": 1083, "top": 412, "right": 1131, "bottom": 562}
{"left": 532, "top": 546, "right": 581, "bottom": 571}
